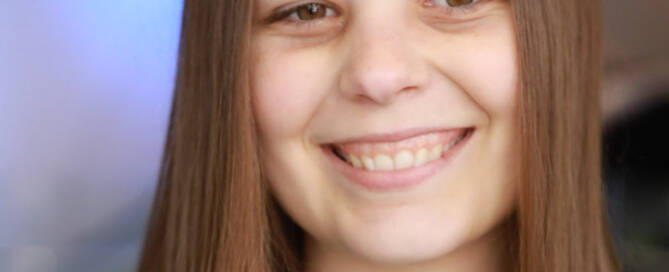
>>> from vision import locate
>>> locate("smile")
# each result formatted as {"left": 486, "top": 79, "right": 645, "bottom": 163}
{"left": 323, "top": 127, "right": 474, "bottom": 191}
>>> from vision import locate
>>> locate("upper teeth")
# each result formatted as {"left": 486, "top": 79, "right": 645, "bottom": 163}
{"left": 340, "top": 134, "right": 465, "bottom": 171}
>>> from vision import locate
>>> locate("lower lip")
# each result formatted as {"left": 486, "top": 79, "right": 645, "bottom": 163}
{"left": 323, "top": 129, "right": 474, "bottom": 192}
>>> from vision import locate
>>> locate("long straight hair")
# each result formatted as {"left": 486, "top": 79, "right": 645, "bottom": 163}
{"left": 138, "top": 0, "right": 619, "bottom": 271}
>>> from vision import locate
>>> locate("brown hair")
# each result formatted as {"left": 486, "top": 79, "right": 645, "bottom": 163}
{"left": 138, "top": 0, "right": 620, "bottom": 271}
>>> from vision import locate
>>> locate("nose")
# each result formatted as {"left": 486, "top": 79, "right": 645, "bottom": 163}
{"left": 338, "top": 22, "right": 428, "bottom": 106}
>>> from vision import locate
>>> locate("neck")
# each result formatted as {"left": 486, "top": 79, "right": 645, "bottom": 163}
{"left": 303, "top": 224, "right": 511, "bottom": 272}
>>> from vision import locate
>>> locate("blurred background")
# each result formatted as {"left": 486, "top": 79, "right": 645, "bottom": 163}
{"left": 0, "top": 0, "right": 667, "bottom": 271}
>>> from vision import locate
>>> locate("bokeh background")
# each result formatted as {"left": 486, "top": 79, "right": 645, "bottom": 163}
{"left": 1, "top": 0, "right": 667, "bottom": 271}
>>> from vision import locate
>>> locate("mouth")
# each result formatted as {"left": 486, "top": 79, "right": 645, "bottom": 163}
{"left": 322, "top": 127, "right": 475, "bottom": 191}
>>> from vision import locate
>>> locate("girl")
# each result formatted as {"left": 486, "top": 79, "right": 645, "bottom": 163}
{"left": 139, "top": 0, "right": 620, "bottom": 271}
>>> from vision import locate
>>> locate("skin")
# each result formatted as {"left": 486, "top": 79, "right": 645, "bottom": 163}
{"left": 250, "top": 0, "right": 518, "bottom": 271}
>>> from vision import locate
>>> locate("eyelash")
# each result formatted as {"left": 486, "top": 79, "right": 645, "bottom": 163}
{"left": 426, "top": 0, "right": 487, "bottom": 15}
{"left": 264, "top": 0, "right": 488, "bottom": 28}
{"left": 264, "top": 1, "right": 338, "bottom": 28}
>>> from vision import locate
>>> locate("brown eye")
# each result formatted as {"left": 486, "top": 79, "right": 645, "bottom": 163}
{"left": 294, "top": 3, "right": 328, "bottom": 21}
{"left": 433, "top": 0, "right": 475, "bottom": 7}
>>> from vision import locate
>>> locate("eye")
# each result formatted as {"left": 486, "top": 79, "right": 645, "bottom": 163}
{"left": 433, "top": 0, "right": 476, "bottom": 7}
{"left": 265, "top": 2, "right": 338, "bottom": 24}
{"left": 290, "top": 3, "right": 335, "bottom": 21}
{"left": 422, "top": 0, "right": 489, "bottom": 18}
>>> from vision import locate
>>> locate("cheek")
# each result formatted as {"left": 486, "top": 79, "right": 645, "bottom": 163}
{"left": 466, "top": 23, "right": 518, "bottom": 120}
{"left": 250, "top": 45, "right": 343, "bottom": 238}
{"left": 424, "top": 15, "right": 519, "bottom": 236}
{"left": 251, "top": 47, "right": 334, "bottom": 139}
{"left": 427, "top": 18, "right": 518, "bottom": 121}
{"left": 467, "top": 43, "right": 518, "bottom": 119}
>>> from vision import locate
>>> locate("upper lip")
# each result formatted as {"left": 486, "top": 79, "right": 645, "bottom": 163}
{"left": 325, "top": 126, "right": 472, "bottom": 145}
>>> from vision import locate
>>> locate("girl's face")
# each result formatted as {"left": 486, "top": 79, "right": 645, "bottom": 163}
{"left": 251, "top": 0, "right": 518, "bottom": 268}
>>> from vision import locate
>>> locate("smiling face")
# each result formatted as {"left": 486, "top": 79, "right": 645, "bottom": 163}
{"left": 251, "top": 0, "right": 518, "bottom": 269}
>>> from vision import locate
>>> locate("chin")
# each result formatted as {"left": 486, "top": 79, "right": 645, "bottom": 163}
{"left": 334, "top": 203, "right": 471, "bottom": 265}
